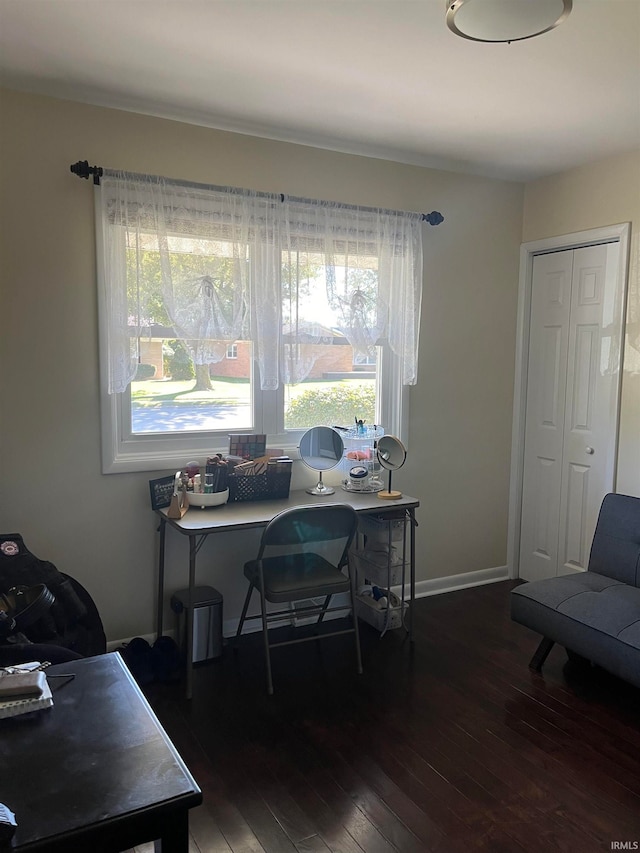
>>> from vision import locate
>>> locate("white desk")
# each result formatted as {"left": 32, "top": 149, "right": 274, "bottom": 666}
{"left": 156, "top": 489, "right": 419, "bottom": 698}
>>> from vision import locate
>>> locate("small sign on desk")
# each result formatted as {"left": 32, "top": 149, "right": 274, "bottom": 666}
{"left": 149, "top": 475, "right": 175, "bottom": 510}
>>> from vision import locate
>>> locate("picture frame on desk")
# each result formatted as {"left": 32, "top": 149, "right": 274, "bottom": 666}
{"left": 149, "top": 475, "right": 175, "bottom": 510}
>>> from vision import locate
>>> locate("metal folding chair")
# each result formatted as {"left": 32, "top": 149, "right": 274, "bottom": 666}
{"left": 235, "top": 503, "right": 362, "bottom": 694}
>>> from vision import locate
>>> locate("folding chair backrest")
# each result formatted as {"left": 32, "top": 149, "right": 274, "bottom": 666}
{"left": 259, "top": 505, "right": 358, "bottom": 564}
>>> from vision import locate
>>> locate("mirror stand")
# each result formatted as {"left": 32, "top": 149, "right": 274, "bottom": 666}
{"left": 378, "top": 470, "right": 401, "bottom": 501}
{"left": 299, "top": 426, "right": 344, "bottom": 497}
{"left": 306, "top": 470, "right": 335, "bottom": 496}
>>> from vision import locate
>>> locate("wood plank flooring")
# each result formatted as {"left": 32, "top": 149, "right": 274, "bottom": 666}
{"left": 129, "top": 581, "right": 640, "bottom": 852}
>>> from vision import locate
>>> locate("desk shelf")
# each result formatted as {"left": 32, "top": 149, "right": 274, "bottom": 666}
{"left": 352, "top": 510, "right": 409, "bottom": 636}
{"left": 350, "top": 548, "right": 404, "bottom": 586}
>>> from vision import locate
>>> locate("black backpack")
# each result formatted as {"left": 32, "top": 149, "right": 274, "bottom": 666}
{"left": 0, "top": 533, "right": 106, "bottom": 659}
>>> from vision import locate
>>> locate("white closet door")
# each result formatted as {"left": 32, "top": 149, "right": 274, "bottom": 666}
{"left": 519, "top": 251, "right": 573, "bottom": 582}
{"left": 558, "top": 243, "right": 621, "bottom": 574}
{"left": 520, "top": 242, "right": 621, "bottom": 582}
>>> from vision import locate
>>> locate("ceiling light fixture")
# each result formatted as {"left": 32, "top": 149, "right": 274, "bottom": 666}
{"left": 446, "top": 0, "right": 572, "bottom": 44}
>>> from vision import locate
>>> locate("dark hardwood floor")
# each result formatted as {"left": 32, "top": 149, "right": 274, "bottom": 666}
{"left": 131, "top": 580, "right": 640, "bottom": 852}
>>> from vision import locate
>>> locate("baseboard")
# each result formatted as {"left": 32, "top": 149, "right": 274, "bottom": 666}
{"left": 108, "top": 566, "right": 510, "bottom": 648}
{"left": 412, "top": 565, "right": 510, "bottom": 598}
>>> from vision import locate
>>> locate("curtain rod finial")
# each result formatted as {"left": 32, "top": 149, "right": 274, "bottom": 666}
{"left": 423, "top": 211, "right": 444, "bottom": 226}
{"left": 70, "top": 160, "right": 104, "bottom": 185}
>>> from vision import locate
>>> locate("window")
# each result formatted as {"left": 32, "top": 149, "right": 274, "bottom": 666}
{"left": 353, "top": 351, "right": 377, "bottom": 368}
{"left": 97, "top": 173, "right": 423, "bottom": 472}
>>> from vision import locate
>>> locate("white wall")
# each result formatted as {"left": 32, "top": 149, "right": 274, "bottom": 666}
{"left": 0, "top": 89, "right": 524, "bottom": 641}
{"left": 523, "top": 150, "right": 640, "bottom": 498}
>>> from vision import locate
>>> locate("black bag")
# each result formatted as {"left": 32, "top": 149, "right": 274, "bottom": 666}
{"left": 0, "top": 534, "right": 106, "bottom": 659}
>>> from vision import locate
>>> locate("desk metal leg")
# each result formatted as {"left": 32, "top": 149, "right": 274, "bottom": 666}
{"left": 157, "top": 519, "right": 167, "bottom": 640}
{"left": 186, "top": 534, "right": 196, "bottom": 700}
{"left": 156, "top": 521, "right": 198, "bottom": 699}
{"left": 409, "top": 507, "right": 416, "bottom": 644}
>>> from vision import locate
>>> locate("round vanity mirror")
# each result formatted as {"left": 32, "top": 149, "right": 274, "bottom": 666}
{"left": 376, "top": 435, "right": 407, "bottom": 500}
{"left": 299, "top": 426, "right": 344, "bottom": 496}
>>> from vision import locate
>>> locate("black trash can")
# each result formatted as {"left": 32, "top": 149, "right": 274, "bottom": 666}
{"left": 170, "top": 585, "right": 223, "bottom": 662}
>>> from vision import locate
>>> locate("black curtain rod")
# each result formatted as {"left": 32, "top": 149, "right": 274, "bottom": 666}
{"left": 69, "top": 160, "right": 444, "bottom": 225}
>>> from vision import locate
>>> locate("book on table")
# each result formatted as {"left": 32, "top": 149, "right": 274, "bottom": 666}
{"left": 0, "top": 669, "right": 53, "bottom": 719}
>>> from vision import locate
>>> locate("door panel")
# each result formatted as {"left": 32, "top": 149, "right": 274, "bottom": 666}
{"left": 558, "top": 243, "right": 620, "bottom": 575}
{"left": 519, "top": 251, "right": 572, "bottom": 581}
{"left": 532, "top": 456, "right": 558, "bottom": 559}
{"left": 541, "top": 325, "right": 563, "bottom": 427}
{"left": 562, "top": 461, "right": 590, "bottom": 570}
{"left": 570, "top": 325, "right": 598, "bottom": 430}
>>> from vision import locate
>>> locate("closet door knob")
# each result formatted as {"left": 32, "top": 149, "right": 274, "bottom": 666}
{"left": 585, "top": 446, "right": 595, "bottom": 455}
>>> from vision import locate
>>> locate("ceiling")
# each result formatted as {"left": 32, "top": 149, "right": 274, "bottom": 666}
{"left": 1, "top": 0, "right": 639, "bottom": 182}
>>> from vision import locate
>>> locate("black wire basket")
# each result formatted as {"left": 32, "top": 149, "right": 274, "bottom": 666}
{"left": 227, "top": 461, "right": 292, "bottom": 502}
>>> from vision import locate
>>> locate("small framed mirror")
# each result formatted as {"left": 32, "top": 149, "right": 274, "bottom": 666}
{"left": 299, "top": 426, "right": 344, "bottom": 496}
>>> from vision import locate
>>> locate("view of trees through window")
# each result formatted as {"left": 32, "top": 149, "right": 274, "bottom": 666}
{"left": 127, "top": 237, "right": 378, "bottom": 435}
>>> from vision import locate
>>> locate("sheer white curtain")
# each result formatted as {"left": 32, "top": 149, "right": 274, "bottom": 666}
{"left": 98, "top": 172, "right": 282, "bottom": 393}
{"left": 97, "top": 172, "right": 424, "bottom": 394}
{"left": 281, "top": 199, "right": 423, "bottom": 385}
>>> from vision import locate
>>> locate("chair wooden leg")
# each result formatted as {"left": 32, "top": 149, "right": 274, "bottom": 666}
{"left": 529, "top": 637, "right": 555, "bottom": 671}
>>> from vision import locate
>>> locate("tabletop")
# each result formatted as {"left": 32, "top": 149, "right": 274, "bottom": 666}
{"left": 157, "top": 487, "right": 420, "bottom": 534}
{"left": 0, "top": 652, "right": 201, "bottom": 851}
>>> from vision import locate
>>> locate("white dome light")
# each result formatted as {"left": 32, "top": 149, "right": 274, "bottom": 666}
{"left": 446, "top": 0, "right": 572, "bottom": 44}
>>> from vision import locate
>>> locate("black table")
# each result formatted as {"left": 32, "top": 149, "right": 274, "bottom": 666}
{"left": 0, "top": 653, "right": 202, "bottom": 852}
